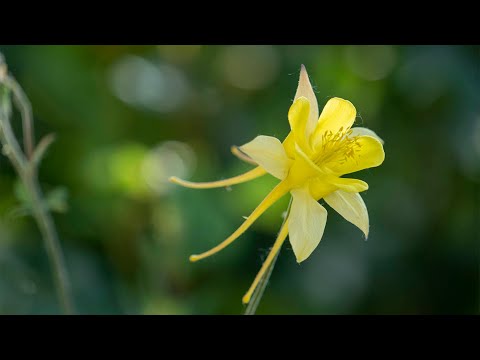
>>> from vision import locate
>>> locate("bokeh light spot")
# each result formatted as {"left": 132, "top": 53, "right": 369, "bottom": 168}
{"left": 141, "top": 141, "right": 197, "bottom": 195}
{"left": 345, "top": 45, "right": 396, "bottom": 81}
{"left": 157, "top": 45, "right": 202, "bottom": 64}
{"left": 473, "top": 116, "right": 480, "bottom": 158}
{"left": 109, "top": 144, "right": 150, "bottom": 198}
{"left": 109, "top": 55, "right": 190, "bottom": 113}
{"left": 220, "top": 45, "right": 279, "bottom": 90}
{"left": 83, "top": 143, "right": 150, "bottom": 199}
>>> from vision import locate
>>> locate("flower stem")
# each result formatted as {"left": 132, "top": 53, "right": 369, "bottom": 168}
{"left": 0, "top": 56, "right": 74, "bottom": 314}
{"left": 244, "top": 198, "right": 292, "bottom": 315}
{"left": 244, "top": 248, "right": 281, "bottom": 315}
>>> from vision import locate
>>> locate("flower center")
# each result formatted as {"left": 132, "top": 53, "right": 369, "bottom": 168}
{"left": 312, "top": 127, "right": 361, "bottom": 169}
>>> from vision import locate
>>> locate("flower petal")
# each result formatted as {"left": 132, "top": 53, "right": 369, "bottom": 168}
{"left": 288, "top": 97, "right": 311, "bottom": 154}
{"left": 289, "top": 187, "right": 328, "bottom": 263}
{"left": 350, "top": 127, "right": 384, "bottom": 145}
{"left": 282, "top": 132, "right": 295, "bottom": 159}
{"left": 326, "top": 135, "right": 385, "bottom": 175}
{"left": 308, "top": 177, "right": 338, "bottom": 200}
{"left": 285, "top": 144, "right": 322, "bottom": 188}
{"left": 311, "top": 97, "right": 357, "bottom": 147}
{"left": 326, "top": 176, "right": 369, "bottom": 193}
{"left": 294, "top": 65, "right": 319, "bottom": 138}
{"left": 240, "top": 135, "right": 292, "bottom": 180}
{"left": 324, "top": 190, "right": 369, "bottom": 238}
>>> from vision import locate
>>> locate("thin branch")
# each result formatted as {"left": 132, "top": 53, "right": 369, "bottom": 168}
{"left": 9, "top": 77, "right": 35, "bottom": 159}
{"left": 32, "top": 133, "right": 56, "bottom": 167}
{"left": 0, "top": 55, "right": 74, "bottom": 314}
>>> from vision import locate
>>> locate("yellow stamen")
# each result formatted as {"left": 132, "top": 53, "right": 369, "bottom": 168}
{"left": 242, "top": 218, "right": 289, "bottom": 304}
{"left": 190, "top": 181, "right": 290, "bottom": 262}
{"left": 313, "top": 128, "right": 360, "bottom": 167}
{"left": 169, "top": 166, "right": 266, "bottom": 189}
{"left": 231, "top": 145, "right": 257, "bottom": 165}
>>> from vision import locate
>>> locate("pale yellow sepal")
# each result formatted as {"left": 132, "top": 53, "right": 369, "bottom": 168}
{"left": 324, "top": 190, "right": 369, "bottom": 238}
{"left": 289, "top": 187, "right": 328, "bottom": 263}
{"left": 294, "top": 65, "right": 319, "bottom": 138}
{"left": 240, "top": 135, "right": 292, "bottom": 180}
{"left": 350, "top": 127, "right": 384, "bottom": 145}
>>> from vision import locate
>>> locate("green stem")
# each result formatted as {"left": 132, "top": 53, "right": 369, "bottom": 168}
{"left": 244, "top": 248, "right": 281, "bottom": 315}
{"left": 244, "top": 198, "right": 292, "bottom": 315}
{"left": 0, "top": 62, "right": 74, "bottom": 314}
{"left": 25, "top": 172, "right": 74, "bottom": 314}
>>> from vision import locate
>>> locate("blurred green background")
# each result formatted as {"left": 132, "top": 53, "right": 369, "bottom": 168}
{"left": 0, "top": 45, "right": 478, "bottom": 314}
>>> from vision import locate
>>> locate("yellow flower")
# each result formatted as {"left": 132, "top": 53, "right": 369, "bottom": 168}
{"left": 170, "top": 65, "right": 385, "bottom": 304}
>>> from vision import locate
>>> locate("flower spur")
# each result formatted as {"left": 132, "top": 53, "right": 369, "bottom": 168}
{"left": 169, "top": 65, "right": 385, "bottom": 304}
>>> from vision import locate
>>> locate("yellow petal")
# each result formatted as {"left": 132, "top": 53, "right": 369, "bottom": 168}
{"left": 350, "top": 127, "right": 384, "bottom": 145}
{"left": 289, "top": 187, "right": 328, "bottom": 263}
{"left": 240, "top": 135, "right": 292, "bottom": 180}
{"left": 285, "top": 144, "right": 322, "bottom": 188}
{"left": 311, "top": 98, "right": 357, "bottom": 148}
{"left": 294, "top": 65, "right": 319, "bottom": 138}
{"left": 308, "top": 177, "right": 338, "bottom": 200}
{"left": 324, "top": 190, "right": 369, "bottom": 238}
{"left": 326, "top": 135, "right": 385, "bottom": 175}
{"left": 327, "top": 176, "right": 369, "bottom": 193}
{"left": 282, "top": 132, "right": 295, "bottom": 159}
{"left": 288, "top": 97, "right": 312, "bottom": 154}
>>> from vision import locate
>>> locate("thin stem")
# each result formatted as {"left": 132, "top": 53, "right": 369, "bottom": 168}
{"left": 244, "top": 198, "right": 292, "bottom": 315}
{"left": 24, "top": 172, "right": 74, "bottom": 313}
{"left": 8, "top": 77, "right": 35, "bottom": 158}
{"left": 244, "top": 248, "right": 280, "bottom": 315}
{"left": 0, "top": 61, "right": 74, "bottom": 314}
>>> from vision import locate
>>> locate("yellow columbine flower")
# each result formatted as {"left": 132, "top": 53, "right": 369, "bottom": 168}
{"left": 170, "top": 65, "right": 385, "bottom": 304}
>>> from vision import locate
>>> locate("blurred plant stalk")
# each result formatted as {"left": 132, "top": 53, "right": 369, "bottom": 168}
{"left": 244, "top": 198, "right": 291, "bottom": 315}
{"left": 0, "top": 54, "right": 74, "bottom": 314}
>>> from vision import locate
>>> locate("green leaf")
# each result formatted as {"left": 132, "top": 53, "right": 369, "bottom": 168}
{"left": 14, "top": 182, "right": 69, "bottom": 214}
{"left": 45, "top": 186, "right": 69, "bottom": 213}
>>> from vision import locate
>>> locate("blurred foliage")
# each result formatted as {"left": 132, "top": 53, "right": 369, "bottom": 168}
{"left": 0, "top": 45, "right": 478, "bottom": 314}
